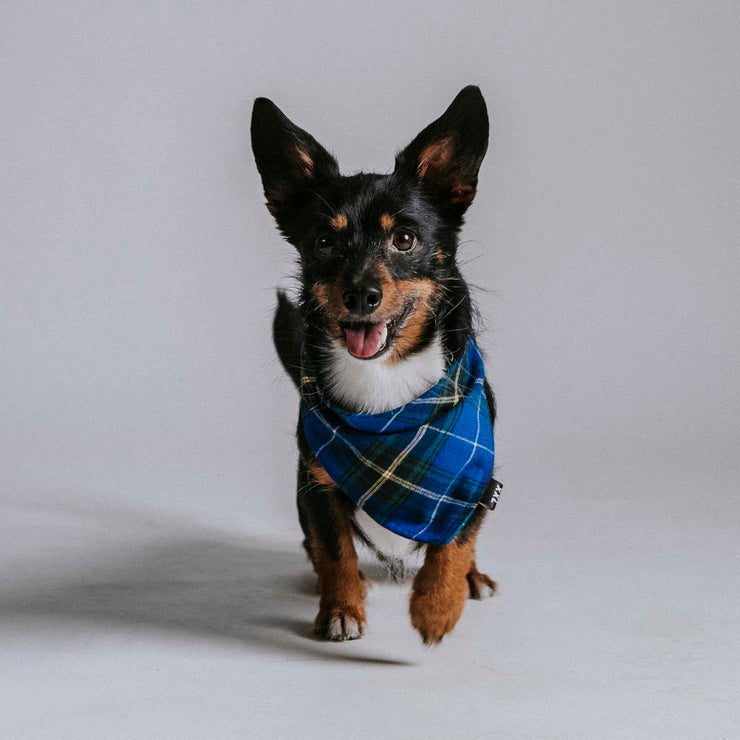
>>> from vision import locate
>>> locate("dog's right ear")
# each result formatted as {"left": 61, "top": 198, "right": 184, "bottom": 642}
{"left": 251, "top": 98, "right": 339, "bottom": 221}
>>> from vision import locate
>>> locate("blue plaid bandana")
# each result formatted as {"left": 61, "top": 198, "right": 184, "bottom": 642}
{"left": 300, "top": 338, "right": 496, "bottom": 546}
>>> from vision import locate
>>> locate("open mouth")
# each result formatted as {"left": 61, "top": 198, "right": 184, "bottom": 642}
{"left": 339, "top": 304, "right": 412, "bottom": 360}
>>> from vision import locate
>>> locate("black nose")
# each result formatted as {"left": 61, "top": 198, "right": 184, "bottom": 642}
{"left": 342, "top": 284, "right": 383, "bottom": 315}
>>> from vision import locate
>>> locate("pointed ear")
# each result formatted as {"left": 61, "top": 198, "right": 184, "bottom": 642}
{"left": 251, "top": 98, "right": 339, "bottom": 217}
{"left": 395, "top": 86, "right": 489, "bottom": 219}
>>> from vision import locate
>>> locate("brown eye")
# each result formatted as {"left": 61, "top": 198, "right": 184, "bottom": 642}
{"left": 316, "top": 235, "right": 335, "bottom": 256}
{"left": 392, "top": 231, "right": 416, "bottom": 251}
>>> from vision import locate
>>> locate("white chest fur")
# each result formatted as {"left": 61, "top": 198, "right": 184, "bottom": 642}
{"left": 324, "top": 336, "right": 446, "bottom": 563}
{"left": 325, "top": 335, "right": 446, "bottom": 414}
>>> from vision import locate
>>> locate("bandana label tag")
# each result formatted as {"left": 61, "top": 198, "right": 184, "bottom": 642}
{"left": 478, "top": 479, "right": 503, "bottom": 510}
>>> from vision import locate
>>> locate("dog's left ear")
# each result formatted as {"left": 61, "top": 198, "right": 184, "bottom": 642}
{"left": 395, "top": 85, "right": 489, "bottom": 220}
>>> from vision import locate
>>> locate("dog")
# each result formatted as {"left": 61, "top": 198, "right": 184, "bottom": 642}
{"left": 251, "top": 86, "right": 499, "bottom": 645}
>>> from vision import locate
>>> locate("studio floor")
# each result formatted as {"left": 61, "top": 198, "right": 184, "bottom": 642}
{"left": 2, "top": 467, "right": 737, "bottom": 739}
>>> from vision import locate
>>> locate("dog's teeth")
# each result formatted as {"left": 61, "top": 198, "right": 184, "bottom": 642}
{"left": 380, "top": 323, "right": 388, "bottom": 349}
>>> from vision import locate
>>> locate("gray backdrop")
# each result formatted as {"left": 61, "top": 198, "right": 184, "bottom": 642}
{"left": 1, "top": 2, "right": 739, "bottom": 736}
{"left": 3, "top": 2, "right": 737, "bottom": 530}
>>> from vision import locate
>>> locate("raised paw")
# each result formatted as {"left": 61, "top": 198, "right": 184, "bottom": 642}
{"left": 467, "top": 568, "right": 497, "bottom": 600}
{"left": 314, "top": 606, "right": 366, "bottom": 641}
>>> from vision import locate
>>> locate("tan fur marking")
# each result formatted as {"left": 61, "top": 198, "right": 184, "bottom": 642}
{"left": 380, "top": 275, "right": 441, "bottom": 365}
{"left": 380, "top": 213, "right": 395, "bottom": 231}
{"left": 435, "top": 248, "right": 446, "bottom": 265}
{"left": 264, "top": 148, "right": 313, "bottom": 210}
{"left": 451, "top": 184, "right": 476, "bottom": 204}
{"left": 417, "top": 136, "right": 456, "bottom": 182}
{"left": 330, "top": 213, "right": 348, "bottom": 230}
{"left": 311, "top": 282, "right": 330, "bottom": 308}
{"left": 312, "top": 279, "right": 346, "bottom": 318}
{"left": 294, "top": 146, "right": 314, "bottom": 178}
{"left": 311, "top": 282, "right": 345, "bottom": 341}
{"left": 307, "top": 456, "right": 334, "bottom": 487}
{"left": 387, "top": 309, "right": 432, "bottom": 364}
{"left": 417, "top": 136, "right": 478, "bottom": 206}
{"left": 410, "top": 538, "right": 475, "bottom": 645}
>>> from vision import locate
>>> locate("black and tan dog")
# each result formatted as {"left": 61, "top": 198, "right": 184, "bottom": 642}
{"left": 251, "top": 86, "right": 498, "bottom": 644}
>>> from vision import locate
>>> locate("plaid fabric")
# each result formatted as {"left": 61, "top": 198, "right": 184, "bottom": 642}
{"left": 300, "top": 338, "right": 495, "bottom": 546}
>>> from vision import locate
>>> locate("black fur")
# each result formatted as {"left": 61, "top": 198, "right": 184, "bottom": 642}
{"left": 272, "top": 289, "right": 304, "bottom": 387}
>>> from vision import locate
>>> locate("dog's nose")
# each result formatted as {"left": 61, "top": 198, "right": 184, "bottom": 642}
{"left": 342, "top": 284, "right": 383, "bottom": 315}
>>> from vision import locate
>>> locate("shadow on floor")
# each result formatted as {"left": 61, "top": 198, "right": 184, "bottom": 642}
{"left": 0, "top": 509, "right": 413, "bottom": 666}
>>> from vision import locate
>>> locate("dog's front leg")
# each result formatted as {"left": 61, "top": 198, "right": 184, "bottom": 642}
{"left": 409, "top": 538, "right": 475, "bottom": 645}
{"left": 310, "top": 498, "right": 367, "bottom": 641}
{"left": 300, "top": 461, "right": 367, "bottom": 641}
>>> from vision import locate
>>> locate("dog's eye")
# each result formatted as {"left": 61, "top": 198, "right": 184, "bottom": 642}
{"left": 392, "top": 231, "right": 416, "bottom": 252}
{"left": 315, "top": 236, "right": 335, "bottom": 256}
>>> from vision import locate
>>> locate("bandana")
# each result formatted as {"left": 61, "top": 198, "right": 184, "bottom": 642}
{"left": 299, "top": 338, "right": 496, "bottom": 546}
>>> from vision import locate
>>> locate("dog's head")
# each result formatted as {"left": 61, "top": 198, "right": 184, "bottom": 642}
{"left": 251, "top": 87, "right": 488, "bottom": 363}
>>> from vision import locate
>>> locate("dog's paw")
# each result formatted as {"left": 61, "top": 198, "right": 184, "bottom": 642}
{"left": 409, "top": 580, "right": 468, "bottom": 646}
{"left": 467, "top": 569, "right": 497, "bottom": 600}
{"left": 314, "top": 607, "right": 366, "bottom": 641}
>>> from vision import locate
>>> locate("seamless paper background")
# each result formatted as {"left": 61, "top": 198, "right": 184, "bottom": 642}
{"left": 2, "top": 3, "right": 738, "bottom": 737}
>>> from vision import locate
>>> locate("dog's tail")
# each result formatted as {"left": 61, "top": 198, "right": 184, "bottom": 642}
{"left": 272, "top": 290, "right": 304, "bottom": 388}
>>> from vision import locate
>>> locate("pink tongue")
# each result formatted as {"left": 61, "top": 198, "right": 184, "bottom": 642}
{"left": 345, "top": 322, "right": 386, "bottom": 358}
